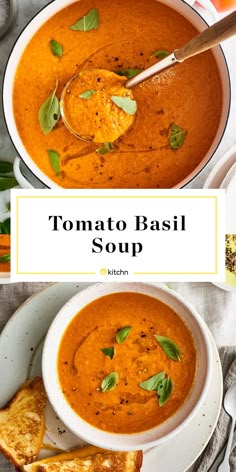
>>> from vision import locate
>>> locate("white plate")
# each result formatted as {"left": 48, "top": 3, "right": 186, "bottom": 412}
{"left": 0, "top": 283, "right": 223, "bottom": 472}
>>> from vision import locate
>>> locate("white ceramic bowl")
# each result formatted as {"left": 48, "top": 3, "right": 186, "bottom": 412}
{"left": 42, "top": 282, "right": 212, "bottom": 451}
{"left": 3, "top": 0, "right": 230, "bottom": 189}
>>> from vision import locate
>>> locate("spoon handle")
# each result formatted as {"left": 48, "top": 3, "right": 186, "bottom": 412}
{"left": 175, "top": 10, "right": 236, "bottom": 62}
{"left": 218, "top": 417, "right": 236, "bottom": 472}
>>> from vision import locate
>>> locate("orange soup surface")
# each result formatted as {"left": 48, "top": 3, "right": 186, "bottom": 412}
{"left": 13, "top": 0, "right": 222, "bottom": 188}
{"left": 58, "top": 292, "right": 197, "bottom": 433}
{"left": 0, "top": 235, "right": 10, "bottom": 273}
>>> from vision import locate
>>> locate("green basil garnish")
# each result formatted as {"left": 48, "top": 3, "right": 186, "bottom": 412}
{"left": 70, "top": 8, "right": 99, "bottom": 31}
{"left": 115, "top": 69, "right": 143, "bottom": 79}
{"left": 100, "top": 372, "right": 118, "bottom": 392}
{"left": 101, "top": 347, "right": 115, "bottom": 359}
{"left": 153, "top": 50, "right": 170, "bottom": 59}
{"left": 111, "top": 96, "right": 137, "bottom": 115}
{"left": 157, "top": 377, "right": 173, "bottom": 406}
{"left": 38, "top": 82, "right": 61, "bottom": 135}
{"left": 50, "top": 39, "right": 63, "bottom": 58}
{"left": 0, "top": 254, "right": 10, "bottom": 263}
{"left": 169, "top": 124, "right": 186, "bottom": 150}
{"left": 0, "top": 218, "right": 10, "bottom": 235}
{"left": 96, "top": 142, "right": 114, "bottom": 155}
{"left": 116, "top": 326, "right": 132, "bottom": 344}
{"left": 154, "top": 335, "right": 182, "bottom": 361}
{"left": 79, "top": 90, "right": 97, "bottom": 100}
{"left": 139, "top": 371, "right": 165, "bottom": 391}
{"left": 47, "top": 150, "right": 60, "bottom": 175}
{"left": 0, "top": 162, "right": 13, "bottom": 174}
{"left": 0, "top": 177, "right": 18, "bottom": 192}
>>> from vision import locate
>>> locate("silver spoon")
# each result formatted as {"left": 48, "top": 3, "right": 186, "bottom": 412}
{"left": 218, "top": 382, "right": 236, "bottom": 472}
{"left": 126, "top": 10, "right": 236, "bottom": 88}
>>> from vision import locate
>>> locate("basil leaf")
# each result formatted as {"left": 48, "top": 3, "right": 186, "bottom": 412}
{"left": 50, "top": 40, "right": 63, "bottom": 58}
{"left": 0, "top": 161, "right": 13, "bottom": 174}
{"left": 47, "top": 150, "right": 60, "bottom": 175}
{"left": 116, "top": 326, "right": 132, "bottom": 344}
{"left": 79, "top": 90, "right": 97, "bottom": 100}
{"left": 0, "top": 254, "right": 10, "bottom": 263}
{"left": 0, "top": 177, "right": 18, "bottom": 191}
{"left": 111, "top": 96, "right": 137, "bottom": 115}
{"left": 139, "top": 371, "right": 165, "bottom": 391}
{"left": 101, "top": 347, "right": 114, "bottom": 360}
{"left": 100, "top": 372, "right": 118, "bottom": 392}
{"left": 154, "top": 335, "right": 182, "bottom": 361}
{"left": 115, "top": 69, "right": 143, "bottom": 79}
{"left": 157, "top": 377, "right": 173, "bottom": 407}
{"left": 70, "top": 8, "right": 99, "bottom": 31}
{"left": 96, "top": 142, "right": 114, "bottom": 155}
{"left": 0, "top": 218, "right": 10, "bottom": 235}
{"left": 169, "top": 124, "right": 186, "bottom": 150}
{"left": 38, "top": 83, "right": 61, "bottom": 135}
{"left": 153, "top": 50, "right": 170, "bottom": 59}
{"left": 4, "top": 202, "right": 11, "bottom": 213}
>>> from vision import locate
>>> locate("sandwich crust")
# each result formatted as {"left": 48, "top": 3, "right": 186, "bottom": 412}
{"left": 0, "top": 377, "right": 46, "bottom": 469}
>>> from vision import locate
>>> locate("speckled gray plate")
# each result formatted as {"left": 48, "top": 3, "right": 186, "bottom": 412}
{"left": 0, "top": 282, "right": 223, "bottom": 471}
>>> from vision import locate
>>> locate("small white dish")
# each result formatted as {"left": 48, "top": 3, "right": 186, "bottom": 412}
{"left": 203, "top": 145, "right": 236, "bottom": 190}
{"left": 42, "top": 282, "right": 212, "bottom": 452}
{"left": 0, "top": 282, "right": 223, "bottom": 472}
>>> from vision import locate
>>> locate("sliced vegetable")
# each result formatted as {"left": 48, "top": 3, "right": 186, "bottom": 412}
{"left": 157, "top": 377, "right": 173, "bottom": 406}
{"left": 101, "top": 347, "right": 115, "bottom": 359}
{"left": 79, "top": 90, "right": 97, "bottom": 99}
{"left": 139, "top": 371, "right": 165, "bottom": 391}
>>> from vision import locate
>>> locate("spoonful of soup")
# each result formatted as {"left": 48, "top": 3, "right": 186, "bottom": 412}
{"left": 60, "top": 10, "right": 236, "bottom": 144}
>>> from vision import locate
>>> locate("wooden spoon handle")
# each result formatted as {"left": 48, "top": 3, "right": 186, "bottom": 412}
{"left": 175, "top": 10, "right": 236, "bottom": 62}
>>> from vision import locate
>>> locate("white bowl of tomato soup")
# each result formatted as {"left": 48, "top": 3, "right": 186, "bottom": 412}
{"left": 42, "top": 283, "right": 212, "bottom": 450}
{"left": 3, "top": 0, "right": 230, "bottom": 189}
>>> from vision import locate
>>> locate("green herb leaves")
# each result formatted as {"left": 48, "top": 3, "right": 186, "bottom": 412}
{"left": 0, "top": 177, "right": 18, "bottom": 191}
{"left": 79, "top": 90, "right": 97, "bottom": 100}
{"left": 0, "top": 218, "right": 10, "bottom": 235}
{"left": 115, "top": 69, "right": 143, "bottom": 79}
{"left": 153, "top": 50, "right": 170, "bottom": 59}
{"left": 116, "top": 326, "right": 132, "bottom": 344}
{"left": 70, "top": 8, "right": 99, "bottom": 31}
{"left": 38, "top": 82, "right": 61, "bottom": 135}
{"left": 96, "top": 142, "right": 114, "bottom": 155}
{"left": 100, "top": 372, "right": 118, "bottom": 392}
{"left": 0, "top": 254, "right": 10, "bottom": 263}
{"left": 140, "top": 371, "right": 173, "bottom": 407}
{"left": 169, "top": 124, "right": 186, "bottom": 150}
{"left": 139, "top": 371, "right": 165, "bottom": 391}
{"left": 154, "top": 335, "right": 182, "bottom": 361}
{"left": 0, "top": 162, "right": 13, "bottom": 174}
{"left": 111, "top": 96, "right": 137, "bottom": 115}
{"left": 157, "top": 377, "right": 173, "bottom": 406}
{"left": 101, "top": 347, "right": 114, "bottom": 360}
{"left": 47, "top": 150, "right": 60, "bottom": 175}
{"left": 50, "top": 40, "right": 63, "bottom": 58}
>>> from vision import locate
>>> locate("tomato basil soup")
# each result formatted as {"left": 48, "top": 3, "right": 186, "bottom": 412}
{"left": 13, "top": 0, "right": 222, "bottom": 189}
{"left": 58, "top": 292, "right": 197, "bottom": 433}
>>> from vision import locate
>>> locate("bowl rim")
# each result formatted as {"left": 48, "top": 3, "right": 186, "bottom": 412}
{"left": 2, "top": 0, "right": 231, "bottom": 189}
{"left": 42, "top": 282, "right": 213, "bottom": 450}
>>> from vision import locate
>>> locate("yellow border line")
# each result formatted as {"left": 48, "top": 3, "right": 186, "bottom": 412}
{"left": 15, "top": 195, "right": 218, "bottom": 276}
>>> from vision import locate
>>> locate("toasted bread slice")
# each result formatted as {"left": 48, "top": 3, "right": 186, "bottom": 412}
{"left": 0, "top": 377, "right": 46, "bottom": 469}
{"left": 22, "top": 446, "right": 108, "bottom": 471}
{"left": 36, "top": 451, "right": 143, "bottom": 472}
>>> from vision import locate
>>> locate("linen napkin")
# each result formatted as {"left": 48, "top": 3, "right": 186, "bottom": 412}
{"left": 192, "top": 347, "right": 236, "bottom": 472}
